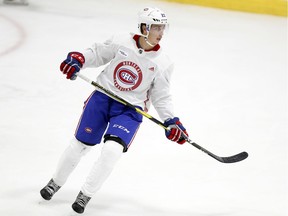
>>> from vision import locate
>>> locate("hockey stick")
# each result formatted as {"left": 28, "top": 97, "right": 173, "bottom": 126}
{"left": 76, "top": 73, "right": 248, "bottom": 163}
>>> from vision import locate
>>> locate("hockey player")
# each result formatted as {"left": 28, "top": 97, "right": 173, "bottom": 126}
{"left": 40, "top": 7, "right": 189, "bottom": 214}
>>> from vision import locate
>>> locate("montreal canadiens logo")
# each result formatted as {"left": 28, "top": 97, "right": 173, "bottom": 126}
{"left": 114, "top": 61, "right": 142, "bottom": 91}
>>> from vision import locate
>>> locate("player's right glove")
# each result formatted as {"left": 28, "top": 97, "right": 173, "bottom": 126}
{"left": 60, "top": 52, "right": 85, "bottom": 80}
{"left": 164, "top": 117, "right": 188, "bottom": 144}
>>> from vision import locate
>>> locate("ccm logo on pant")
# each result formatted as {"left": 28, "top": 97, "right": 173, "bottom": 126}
{"left": 113, "top": 124, "right": 130, "bottom": 133}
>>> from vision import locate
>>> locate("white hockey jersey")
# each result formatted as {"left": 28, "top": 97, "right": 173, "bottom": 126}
{"left": 82, "top": 33, "right": 174, "bottom": 121}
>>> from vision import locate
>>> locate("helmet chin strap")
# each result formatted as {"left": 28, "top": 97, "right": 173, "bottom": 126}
{"left": 144, "top": 37, "right": 155, "bottom": 47}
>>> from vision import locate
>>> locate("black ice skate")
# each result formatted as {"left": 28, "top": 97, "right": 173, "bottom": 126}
{"left": 40, "top": 179, "right": 61, "bottom": 200}
{"left": 72, "top": 191, "right": 91, "bottom": 214}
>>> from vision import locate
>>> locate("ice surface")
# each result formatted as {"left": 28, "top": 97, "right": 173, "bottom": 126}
{"left": 0, "top": 0, "right": 287, "bottom": 215}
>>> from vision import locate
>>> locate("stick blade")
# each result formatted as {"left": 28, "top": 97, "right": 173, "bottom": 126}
{"left": 218, "top": 151, "right": 249, "bottom": 163}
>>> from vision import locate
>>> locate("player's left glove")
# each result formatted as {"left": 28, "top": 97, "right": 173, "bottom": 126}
{"left": 164, "top": 117, "right": 188, "bottom": 144}
{"left": 60, "top": 52, "right": 85, "bottom": 80}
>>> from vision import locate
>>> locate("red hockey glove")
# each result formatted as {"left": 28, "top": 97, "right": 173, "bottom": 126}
{"left": 164, "top": 117, "right": 188, "bottom": 144}
{"left": 60, "top": 52, "right": 85, "bottom": 80}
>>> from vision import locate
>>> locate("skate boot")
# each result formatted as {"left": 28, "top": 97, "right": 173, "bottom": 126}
{"left": 40, "top": 179, "right": 61, "bottom": 200}
{"left": 72, "top": 191, "right": 91, "bottom": 214}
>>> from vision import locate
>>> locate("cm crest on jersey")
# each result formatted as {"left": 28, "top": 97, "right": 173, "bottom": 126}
{"left": 113, "top": 61, "right": 143, "bottom": 91}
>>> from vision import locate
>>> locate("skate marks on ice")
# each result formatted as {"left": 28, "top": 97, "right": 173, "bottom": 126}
{"left": 64, "top": 193, "right": 272, "bottom": 216}
{"left": 0, "top": 186, "right": 67, "bottom": 216}
{"left": 37, "top": 190, "right": 84, "bottom": 216}
{"left": 37, "top": 195, "right": 200, "bottom": 216}
{"left": 82, "top": 194, "right": 231, "bottom": 216}
{"left": 35, "top": 190, "right": 227, "bottom": 216}
{"left": 1, "top": 187, "right": 267, "bottom": 216}
{"left": 83, "top": 195, "right": 276, "bottom": 216}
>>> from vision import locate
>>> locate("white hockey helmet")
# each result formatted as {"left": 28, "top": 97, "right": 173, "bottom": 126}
{"left": 138, "top": 7, "right": 168, "bottom": 36}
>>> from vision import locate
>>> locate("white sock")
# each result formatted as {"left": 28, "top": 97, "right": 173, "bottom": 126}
{"left": 81, "top": 141, "right": 123, "bottom": 197}
{"left": 53, "top": 138, "right": 91, "bottom": 186}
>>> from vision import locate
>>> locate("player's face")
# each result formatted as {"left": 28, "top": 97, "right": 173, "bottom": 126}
{"left": 148, "top": 24, "right": 166, "bottom": 45}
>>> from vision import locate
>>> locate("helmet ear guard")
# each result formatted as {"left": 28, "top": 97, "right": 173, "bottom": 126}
{"left": 139, "top": 23, "right": 147, "bottom": 35}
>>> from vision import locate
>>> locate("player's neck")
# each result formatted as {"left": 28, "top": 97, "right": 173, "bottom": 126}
{"left": 139, "top": 36, "right": 156, "bottom": 51}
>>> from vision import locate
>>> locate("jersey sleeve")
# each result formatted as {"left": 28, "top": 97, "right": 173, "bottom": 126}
{"left": 81, "top": 35, "right": 118, "bottom": 69}
{"left": 150, "top": 63, "right": 175, "bottom": 122}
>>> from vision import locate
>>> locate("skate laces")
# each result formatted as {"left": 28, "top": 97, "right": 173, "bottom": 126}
{"left": 76, "top": 192, "right": 91, "bottom": 207}
{"left": 46, "top": 179, "right": 60, "bottom": 194}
